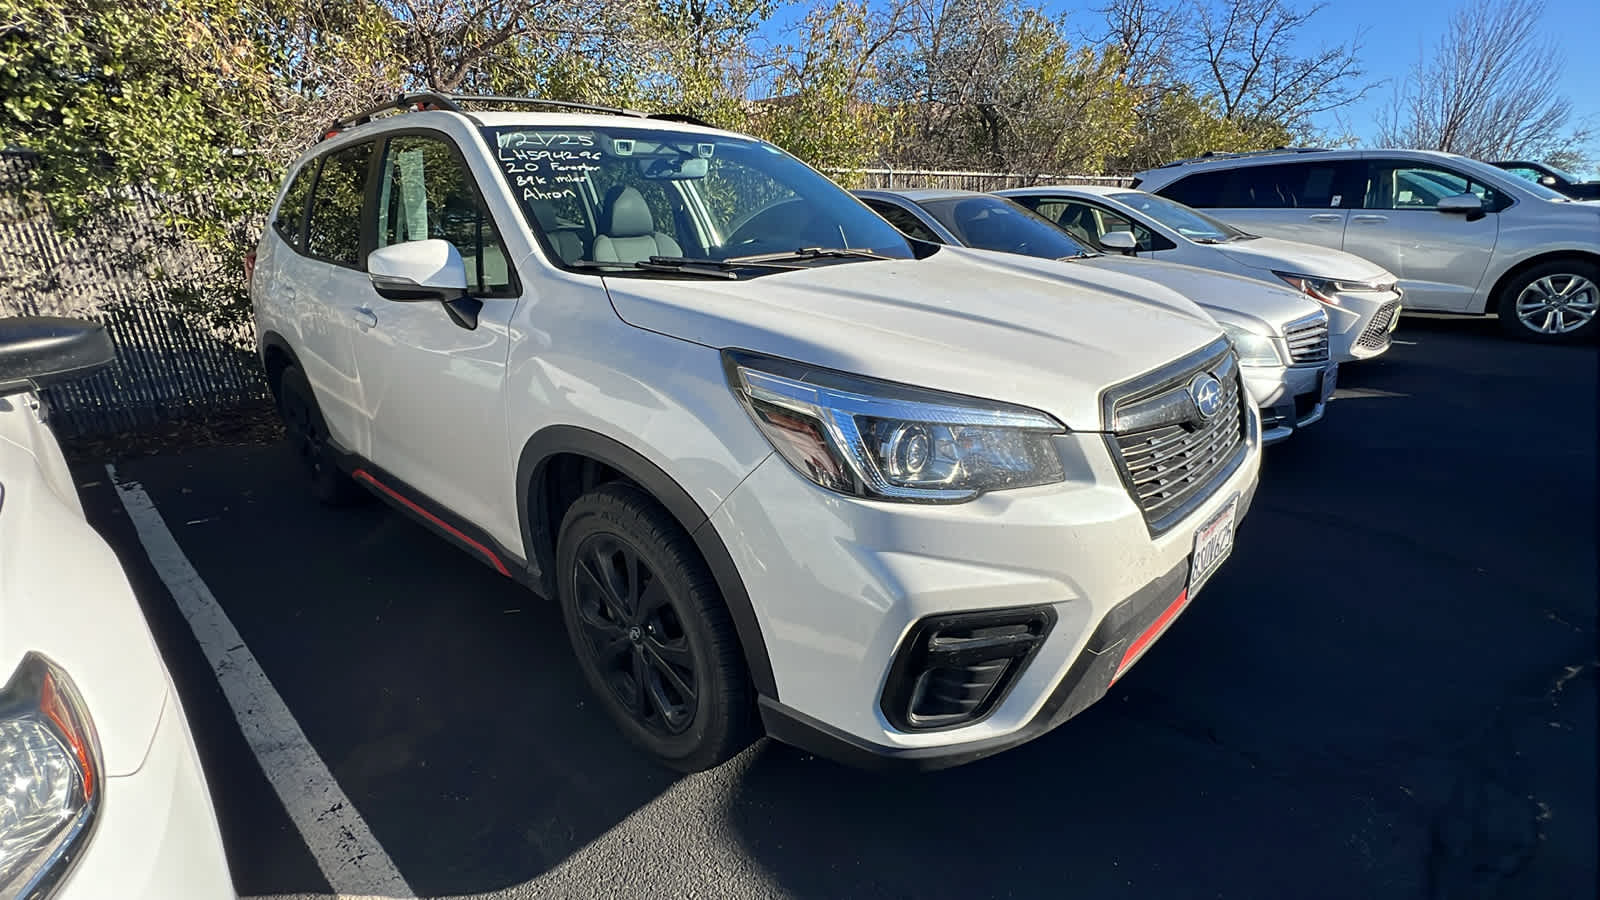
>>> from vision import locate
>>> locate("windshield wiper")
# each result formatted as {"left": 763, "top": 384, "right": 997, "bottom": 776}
{"left": 725, "top": 247, "right": 894, "bottom": 264}
{"left": 566, "top": 258, "right": 742, "bottom": 279}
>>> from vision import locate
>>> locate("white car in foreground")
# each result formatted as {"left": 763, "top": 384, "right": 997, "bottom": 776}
{"left": 996, "top": 185, "right": 1404, "bottom": 363}
{"left": 252, "top": 93, "right": 1261, "bottom": 771}
{"left": 0, "top": 317, "right": 233, "bottom": 898}
{"left": 856, "top": 189, "right": 1339, "bottom": 443}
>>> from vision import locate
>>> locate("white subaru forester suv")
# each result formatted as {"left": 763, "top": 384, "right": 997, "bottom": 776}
{"left": 250, "top": 94, "right": 1264, "bottom": 771}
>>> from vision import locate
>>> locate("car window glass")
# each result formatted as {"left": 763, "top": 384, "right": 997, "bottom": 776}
{"left": 1160, "top": 162, "right": 1350, "bottom": 209}
{"left": 1365, "top": 163, "right": 1503, "bottom": 210}
{"left": 587, "top": 169, "right": 690, "bottom": 249}
{"left": 305, "top": 142, "right": 373, "bottom": 266}
{"left": 865, "top": 200, "right": 942, "bottom": 243}
{"left": 1504, "top": 166, "right": 1541, "bottom": 183}
{"left": 918, "top": 195, "right": 1089, "bottom": 259}
{"left": 376, "top": 135, "right": 515, "bottom": 295}
{"left": 274, "top": 162, "right": 317, "bottom": 249}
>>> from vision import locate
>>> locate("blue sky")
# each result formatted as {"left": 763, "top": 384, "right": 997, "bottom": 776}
{"left": 763, "top": 0, "right": 1600, "bottom": 151}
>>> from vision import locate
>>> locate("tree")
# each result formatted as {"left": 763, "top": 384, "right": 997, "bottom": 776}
{"left": 1375, "top": 0, "right": 1591, "bottom": 163}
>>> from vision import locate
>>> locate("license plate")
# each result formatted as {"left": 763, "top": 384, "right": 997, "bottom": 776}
{"left": 1322, "top": 364, "right": 1338, "bottom": 401}
{"left": 1190, "top": 494, "right": 1239, "bottom": 594}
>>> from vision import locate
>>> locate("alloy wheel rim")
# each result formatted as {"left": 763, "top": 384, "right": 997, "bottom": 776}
{"left": 1515, "top": 274, "right": 1598, "bottom": 334}
{"left": 572, "top": 535, "right": 697, "bottom": 735}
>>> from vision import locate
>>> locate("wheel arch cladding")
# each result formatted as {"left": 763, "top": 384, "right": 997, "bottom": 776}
{"left": 1486, "top": 250, "right": 1600, "bottom": 314}
{"left": 516, "top": 425, "right": 779, "bottom": 699}
{"left": 260, "top": 331, "right": 301, "bottom": 400}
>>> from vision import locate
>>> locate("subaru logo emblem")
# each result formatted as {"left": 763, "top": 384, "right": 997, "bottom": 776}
{"left": 1189, "top": 374, "right": 1223, "bottom": 419}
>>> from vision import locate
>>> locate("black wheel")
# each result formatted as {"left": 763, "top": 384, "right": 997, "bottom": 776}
{"left": 276, "top": 365, "right": 365, "bottom": 506}
{"left": 1496, "top": 259, "right": 1600, "bottom": 343}
{"left": 556, "top": 483, "right": 754, "bottom": 771}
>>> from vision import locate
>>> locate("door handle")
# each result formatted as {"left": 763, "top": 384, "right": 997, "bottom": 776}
{"left": 353, "top": 306, "right": 378, "bottom": 330}
{"left": 1308, "top": 213, "right": 1343, "bottom": 223}
{"left": 1351, "top": 214, "right": 1388, "bottom": 224}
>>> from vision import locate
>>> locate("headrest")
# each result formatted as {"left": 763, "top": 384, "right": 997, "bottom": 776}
{"left": 601, "top": 185, "right": 655, "bottom": 238}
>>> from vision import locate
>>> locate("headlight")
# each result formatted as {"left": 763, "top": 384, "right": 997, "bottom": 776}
{"left": 1215, "top": 320, "right": 1282, "bottom": 367}
{"left": 1, "top": 654, "right": 101, "bottom": 899}
{"left": 725, "top": 351, "right": 1066, "bottom": 502}
{"left": 1273, "top": 271, "right": 1388, "bottom": 306}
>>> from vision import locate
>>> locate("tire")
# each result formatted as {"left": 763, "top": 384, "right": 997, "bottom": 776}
{"left": 556, "top": 483, "right": 755, "bottom": 771}
{"left": 1495, "top": 259, "right": 1600, "bottom": 343}
{"left": 276, "top": 365, "right": 366, "bottom": 506}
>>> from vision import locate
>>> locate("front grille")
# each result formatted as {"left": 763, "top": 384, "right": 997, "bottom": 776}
{"left": 1102, "top": 339, "right": 1249, "bottom": 535}
{"left": 1283, "top": 312, "right": 1330, "bottom": 364}
{"left": 1356, "top": 300, "right": 1401, "bottom": 350}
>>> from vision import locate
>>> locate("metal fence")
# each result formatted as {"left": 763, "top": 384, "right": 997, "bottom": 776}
{"left": 826, "top": 167, "right": 1134, "bottom": 191}
{"left": 0, "top": 153, "right": 270, "bottom": 439}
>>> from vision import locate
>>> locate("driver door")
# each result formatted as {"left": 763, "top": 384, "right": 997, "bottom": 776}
{"left": 1342, "top": 160, "right": 1500, "bottom": 312}
{"left": 349, "top": 131, "right": 522, "bottom": 536}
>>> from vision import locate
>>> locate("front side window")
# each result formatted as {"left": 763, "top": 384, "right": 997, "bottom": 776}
{"left": 376, "top": 134, "right": 515, "bottom": 295}
{"left": 1365, "top": 163, "right": 1504, "bottom": 211}
{"left": 863, "top": 200, "right": 942, "bottom": 243}
{"left": 1503, "top": 166, "right": 1542, "bottom": 184}
{"left": 1017, "top": 196, "right": 1166, "bottom": 251}
{"left": 305, "top": 142, "right": 373, "bottom": 266}
{"left": 915, "top": 195, "right": 1090, "bottom": 260}
{"left": 1107, "top": 192, "right": 1244, "bottom": 243}
{"left": 274, "top": 161, "right": 317, "bottom": 249}
{"left": 483, "top": 125, "right": 914, "bottom": 274}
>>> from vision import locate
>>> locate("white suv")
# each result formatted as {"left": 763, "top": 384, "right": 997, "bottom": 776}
{"left": 251, "top": 94, "right": 1263, "bottom": 771}
{"left": 1133, "top": 148, "right": 1600, "bottom": 343}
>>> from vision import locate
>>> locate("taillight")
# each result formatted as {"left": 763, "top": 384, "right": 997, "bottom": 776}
{"left": 244, "top": 249, "right": 257, "bottom": 286}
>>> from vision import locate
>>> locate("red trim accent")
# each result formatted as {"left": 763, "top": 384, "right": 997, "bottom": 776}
{"left": 353, "top": 469, "right": 511, "bottom": 577}
{"left": 1111, "top": 587, "right": 1190, "bottom": 683}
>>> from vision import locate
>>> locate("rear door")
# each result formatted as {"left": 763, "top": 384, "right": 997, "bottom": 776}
{"left": 297, "top": 140, "right": 378, "bottom": 456}
{"left": 349, "top": 130, "right": 522, "bottom": 533}
{"left": 1155, "top": 160, "right": 1362, "bottom": 249}
{"left": 1342, "top": 158, "right": 1500, "bottom": 312}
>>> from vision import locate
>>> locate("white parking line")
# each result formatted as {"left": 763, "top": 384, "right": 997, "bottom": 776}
{"left": 108, "top": 465, "right": 414, "bottom": 900}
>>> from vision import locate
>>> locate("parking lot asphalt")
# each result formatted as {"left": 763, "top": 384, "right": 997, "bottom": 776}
{"left": 73, "top": 316, "right": 1596, "bottom": 900}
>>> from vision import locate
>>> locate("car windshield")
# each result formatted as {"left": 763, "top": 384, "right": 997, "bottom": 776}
{"left": 483, "top": 125, "right": 914, "bottom": 274}
{"left": 915, "top": 195, "right": 1091, "bottom": 260}
{"left": 1107, "top": 192, "right": 1245, "bottom": 242}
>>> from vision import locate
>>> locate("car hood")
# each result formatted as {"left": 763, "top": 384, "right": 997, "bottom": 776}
{"left": 603, "top": 246, "right": 1223, "bottom": 430}
{"left": 1074, "top": 256, "right": 1324, "bottom": 331}
{"left": 1217, "top": 236, "right": 1394, "bottom": 283}
{"left": 0, "top": 404, "right": 168, "bottom": 778}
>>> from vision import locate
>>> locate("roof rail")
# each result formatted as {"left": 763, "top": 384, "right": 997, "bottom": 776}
{"left": 317, "top": 91, "right": 719, "bottom": 142}
{"left": 1156, "top": 147, "right": 1331, "bottom": 169}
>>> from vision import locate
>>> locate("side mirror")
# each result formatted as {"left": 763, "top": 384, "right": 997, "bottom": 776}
{"left": 0, "top": 316, "right": 116, "bottom": 397}
{"left": 1436, "top": 193, "right": 1484, "bottom": 215}
{"left": 1099, "top": 231, "right": 1138, "bottom": 253}
{"left": 367, "top": 239, "right": 468, "bottom": 302}
{"left": 1540, "top": 175, "right": 1559, "bottom": 186}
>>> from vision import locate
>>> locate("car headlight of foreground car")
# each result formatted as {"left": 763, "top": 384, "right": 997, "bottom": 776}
{"left": 1, "top": 654, "right": 102, "bottom": 899}
{"left": 1214, "top": 320, "right": 1282, "bottom": 367}
{"left": 725, "top": 350, "right": 1066, "bottom": 502}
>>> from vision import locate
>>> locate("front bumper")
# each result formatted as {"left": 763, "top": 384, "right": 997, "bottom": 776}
{"left": 715, "top": 422, "right": 1263, "bottom": 768}
{"left": 1327, "top": 290, "right": 1403, "bottom": 362}
{"left": 1244, "top": 363, "right": 1337, "bottom": 445}
{"left": 57, "top": 689, "right": 233, "bottom": 900}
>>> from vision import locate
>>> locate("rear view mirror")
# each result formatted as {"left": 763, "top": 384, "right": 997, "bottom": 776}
{"left": 367, "top": 239, "right": 468, "bottom": 302}
{"left": 0, "top": 316, "right": 116, "bottom": 397}
{"left": 1099, "top": 231, "right": 1138, "bottom": 253}
{"left": 639, "top": 157, "right": 709, "bottom": 180}
{"left": 1436, "top": 193, "right": 1484, "bottom": 215}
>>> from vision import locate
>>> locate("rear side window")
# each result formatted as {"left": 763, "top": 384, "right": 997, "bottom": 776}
{"left": 305, "top": 142, "right": 374, "bottom": 266}
{"left": 273, "top": 163, "right": 317, "bottom": 249}
{"left": 376, "top": 134, "right": 516, "bottom": 296}
{"left": 864, "top": 200, "right": 942, "bottom": 243}
{"left": 1159, "top": 162, "right": 1355, "bottom": 209}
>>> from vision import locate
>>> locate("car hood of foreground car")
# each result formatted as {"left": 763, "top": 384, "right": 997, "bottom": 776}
{"left": 603, "top": 245, "right": 1224, "bottom": 431}
{"left": 1073, "top": 255, "right": 1325, "bottom": 330}
{"left": 1216, "top": 235, "right": 1395, "bottom": 284}
{"left": 0, "top": 400, "right": 169, "bottom": 778}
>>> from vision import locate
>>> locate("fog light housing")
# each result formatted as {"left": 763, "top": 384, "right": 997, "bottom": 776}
{"left": 881, "top": 606, "right": 1055, "bottom": 731}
